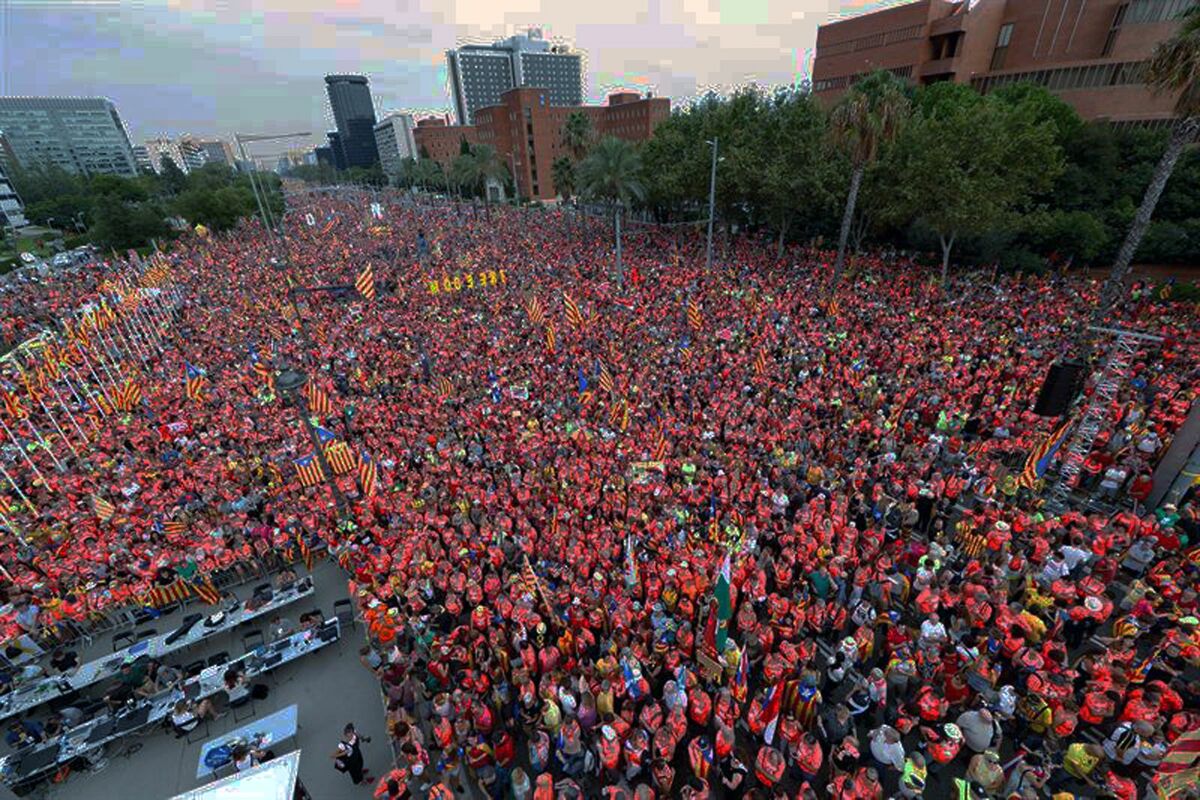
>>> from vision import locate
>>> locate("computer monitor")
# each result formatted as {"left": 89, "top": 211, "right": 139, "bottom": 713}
{"left": 16, "top": 746, "right": 58, "bottom": 777}
{"left": 86, "top": 719, "right": 117, "bottom": 745}
{"left": 183, "top": 680, "right": 200, "bottom": 699}
{"left": 115, "top": 705, "right": 150, "bottom": 733}
{"left": 318, "top": 623, "right": 339, "bottom": 643}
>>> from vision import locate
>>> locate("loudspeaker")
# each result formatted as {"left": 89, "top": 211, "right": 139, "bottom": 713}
{"left": 1033, "top": 359, "right": 1085, "bottom": 417}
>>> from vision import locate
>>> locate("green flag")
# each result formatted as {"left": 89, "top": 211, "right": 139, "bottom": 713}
{"left": 715, "top": 552, "right": 732, "bottom": 652}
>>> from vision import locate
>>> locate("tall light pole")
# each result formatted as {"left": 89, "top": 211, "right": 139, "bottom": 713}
{"left": 234, "top": 131, "right": 310, "bottom": 242}
{"left": 705, "top": 137, "right": 718, "bottom": 274}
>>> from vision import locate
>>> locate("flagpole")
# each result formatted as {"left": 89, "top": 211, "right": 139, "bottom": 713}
{"left": 0, "top": 464, "right": 36, "bottom": 520}
{"left": 46, "top": 376, "right": 89, "bottom": 446}
{"left": 0, "top": 416, "right": 52, "bottom": 483}
{"left": 63, "top": 362, "right": 102, "bottom": 431}
{"left": 82, "top": 321, "right": 122, "bottom": 395}
{"left": 11, "top": 353, "right": 79, "bottom": 458}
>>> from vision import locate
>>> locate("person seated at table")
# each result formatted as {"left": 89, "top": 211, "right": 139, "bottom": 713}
{"left": 5, "top": 718, "right": 44, "bottom": 748}
{"left": 223, "top": 665, "right": 269, "bottom": 705}
{"left": 42, "top": 712, "right": 69, "bottom": 738}
{"left": 273, "top": 567, "right": 298, "bottom": 589}
{"left": 231, "top": 743, "right": 274, "bottom": 772}
{"left": 170, "top": 697, "right": 221, "bottom": 733}
{"left": 104, "top": 660, "right": 147, "bottom": 709}
{"left": 268, "top": 614, "right": 296, "bottom": 642}
{"left": 299, "top": 611, "right": 321, "bottom": 631}
{"left": 49, "top": 647, "right": 79, "bottom": 674}
{"left": 135, "top": 659, "right": 178, "bottom": 698}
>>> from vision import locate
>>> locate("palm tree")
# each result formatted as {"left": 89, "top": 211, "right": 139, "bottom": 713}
{"left": 827, "top": 71, "right": 909, "bottom": 298}
{"left": 562, "top": 111, "right": 595, "bottom": 163}
{"left": 552, "top": 156, "right": 575, "bottom": 201}
{"left": 412, "top": 159, "right": 442, "bottom": 194}
{"left": 576, "top": 136, "right": 645, "bottom": 284}
{"left": 450, "top": 144, "right": 509, "bottom": 218}
{"left": 1093, "top": 6, "right": 1200, "bottom": 320}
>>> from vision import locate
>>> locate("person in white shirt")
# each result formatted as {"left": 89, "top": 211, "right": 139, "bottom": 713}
{"left": 918, "top": 617, "right": 947, "bottom": 650}
{"left": 1060, "top": 543, "right": 1091, "bottom": 573}
{"left": 869, "top": 724, "right": 905, "bottom": 771}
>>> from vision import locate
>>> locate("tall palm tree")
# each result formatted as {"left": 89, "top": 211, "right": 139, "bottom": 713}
{"left": 827, "top": 71, "right": 909, "bottom": 298}
{"left": 576, "top": 136, "right": 645, "bottom": 284}
{"left": 450, "top": 144, "right": 509, "bottom": 218}
{"left": 551, "top": 156, "right": 575, "bottom": 201}
{"left": 562, "top": 111, "right": 595, "bottom": 163}
{"left": 1093, "top": 6, "right": 1200, "bottom": 320}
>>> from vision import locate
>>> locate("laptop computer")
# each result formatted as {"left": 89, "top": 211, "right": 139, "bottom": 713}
{"left": 182, "top": 680, "right": 201, "bottom": 700}
{"left": 114, "top": 705, "right": 150, "bottom": 733}
{"left": 16, "top": 746, "right": 59, "bottom": 777}
{"left": 318, "top": 623, "right": 339, "bottom": 643}
{"left": 86, "top": 719, "right": 117, "bottom": 745}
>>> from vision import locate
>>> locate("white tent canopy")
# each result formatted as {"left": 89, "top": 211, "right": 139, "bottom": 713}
{"left": 169, "top": 749, "right": 301, "bottom": 800}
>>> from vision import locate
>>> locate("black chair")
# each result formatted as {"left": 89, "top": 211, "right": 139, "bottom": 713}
{"left": 184, "top": 660, "right": 206, "bottom": 679}
{"left": 207, "top": 652, "right": 229, "bottom": 668}
{"left": 333, "top": 598, "right": 356, "bottom": 631}
{"left": 185, "top": 718, "right": 210, "bottom": 744}
{"left": 231, "top": 696, "right": 256, "bottom": 723}
{"left": 135, "top": 628, "right": 157, "bottom": 641}
{"left": 241, "top": 630, "right": 265, "bottom": 654}
{"left": 111, "top": 631, "right": 135, "bottom": 652}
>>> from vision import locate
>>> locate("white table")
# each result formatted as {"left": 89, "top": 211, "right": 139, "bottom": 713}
{"left": 0, "top": 578, "right": 315, "bottom": 723}
{"left": 196, "top": 704, "right": 298, "bottom": 779}
{"left": 0, "top": 617, "right": 339, "bottom": 789}
{"left": 174, "top": 749, "right": 301, "bottom": 800}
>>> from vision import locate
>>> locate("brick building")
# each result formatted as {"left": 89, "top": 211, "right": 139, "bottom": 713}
{"left": 812, "top": 0, "right": 1190, "bottom": 125}
{"left": 416, "top": 89, "right": 670, "bottom": 201}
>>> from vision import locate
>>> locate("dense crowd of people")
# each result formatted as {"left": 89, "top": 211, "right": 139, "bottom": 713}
{"left": 0, "top": 192, "right": 1198, "bottom": 799}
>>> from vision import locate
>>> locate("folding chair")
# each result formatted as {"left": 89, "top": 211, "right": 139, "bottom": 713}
{"left": 111, "top": 631, "right": 135, "bottom": 652}
{"left": 207, "top": 652, "right": 230, "bottom": 668}
{"left": 184, "top": 660, "right": 206, "bottom": 679}
{"left": 231, "top": 696, "right": 256, "bottom": 723}
{"left": 185, "top": 718, "right": 210, "bottom": 744}
{"left": 135, "top": 628, "right": 157, "bottom": 641}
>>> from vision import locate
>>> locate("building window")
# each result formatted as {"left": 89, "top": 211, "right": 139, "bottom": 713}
{"left": 1102, "top": 3, "right": 1129, "bottom": 56}
{"left": 990, "top": 23, "right": 1014, "bottom": 70}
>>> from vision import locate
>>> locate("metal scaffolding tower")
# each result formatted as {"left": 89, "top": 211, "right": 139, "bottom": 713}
{"left": 1043, "top": 327, "right": 1163, "bottom": 514}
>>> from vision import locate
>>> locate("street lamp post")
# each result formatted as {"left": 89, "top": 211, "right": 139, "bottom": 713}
{"left": 705, "top": 138, "right": 718, "bottom": 274}
{"left": 276, "top": 367, "right": 348, "bottom": 514}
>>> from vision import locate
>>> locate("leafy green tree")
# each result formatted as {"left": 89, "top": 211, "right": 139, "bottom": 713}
{"left": 828, "top": 71, "right": 910, "bottom": 296}
{"left": 880, "top": 83, "right": 1061, "bottom": 281}
{"left": 158, "top": 157, "right": 188, "bottom": 195}
{"left": 1096, "top": 5, "right": 1200, "bottom": 315}
{"left": 577, "top": 136, "right": 645, "bottom": 283}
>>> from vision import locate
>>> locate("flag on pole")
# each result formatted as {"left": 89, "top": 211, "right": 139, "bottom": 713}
{"left": 714, "top": 552, "right": 732, "bottom": 652}
{"left": 562, "top": 292, "right": 584, "bottom": 329}
{"left": 754, "top": 348, "right": 768, "bottom": 377}
{"left": 184, "top": 362, "right": 207, "bottom": 402}
{"left": 301, "top": 381, "right": 333, "bottom": 416}
{"left": 652, "top": 427, "right": 669, "bottom": 461}
{"left": 93, "top": 495, "right": 116, "bottom": 522}
{"left": 294, "top": 454, "right": 325, "bottom": 487}
{"left": 2, "top": 390, "right": 26, "bottom": 420}
{"left": 358, "top": 452, "right": 378, "bottom": 498}
{"left": 248, "top": 347, "right": 272, "bottom": 381}
{"left": 526, "top": 296, "right": 545, "bottom": 326}
{"left": 731, "top": 643, "right": 749, "bottom": 703}
{"left": 545, "top": 323, "right": 556, "bottom": 353}
{"left": 762, "top": 681, "right": 784, "bottom": 745}
{"left": 116, "top": 380, "right": 141, "bottom": 412}
{"left": 355, "top": 264, "right": 376, "bottom": 301}
{"left": 687, "top": 298, "right": 702, "bottom": 331}
{"left": 677, "top": 336, "right": 692, "bottom": 362}
{"left": 598, "top": 361, "right": 615, "bottom": 394}
{"left": 296, "top": 531, "right": 313, "bottom": 572}
{"left": 1018, "top": 417, "right": 1074, "bottom": 488}
{"left": 325, "top": 441, "right": 355, "bottom": 475}
{"left": 624, "top": 534, "right": 638, "bottom": 586}
{"left": 191, "top": 577, "right": 221, "bottom": 605}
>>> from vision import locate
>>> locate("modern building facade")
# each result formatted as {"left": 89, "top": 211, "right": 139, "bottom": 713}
{"left": 811, "top": 0, "right": 1189, "bottom": 125}
{"left": 374, "top": 113, "right": 418, "bottom": 179}
{"left": 197, "top": 139, "right": 234, "bottom": 166}
{"left": 447, "top": 29, "right": 584, "bottom": 124}
{"left": 417, "top": 89, "right": 669, "bottom": 201}
{"left": 0, "top": 137, "right": 27, "bottom": 230}
{"left": 324, "top": 75, "right": 380, "bottom": 169}
{"left": 131, "top": 145, "right": 154, "bottom": 174}
{"left": 143, "top": 137, "right": 191, "bottom": 174}
{"left": 0, "top": 97, "right": 138, "bottom": 176}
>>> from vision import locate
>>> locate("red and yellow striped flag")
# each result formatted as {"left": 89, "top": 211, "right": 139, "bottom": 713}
{"left": 562, "top": 292, "right": 584, "bottom": 329}
{"left": 355, "top": 264, "right": 376, "bottom": 302}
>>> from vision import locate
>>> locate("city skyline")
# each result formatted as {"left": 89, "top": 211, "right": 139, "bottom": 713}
{"left": 0, "top": 0, "right": 874, "bottom": 147}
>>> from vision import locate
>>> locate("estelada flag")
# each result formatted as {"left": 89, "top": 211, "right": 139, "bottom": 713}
{"left": 562, "top": 292, "right": 584, "bottom": 329}
{"left": 358, "top": 452, "right": 378, "bottom": 498}
{"left": 355, "top": 264, "right": 376, "bottom": 302}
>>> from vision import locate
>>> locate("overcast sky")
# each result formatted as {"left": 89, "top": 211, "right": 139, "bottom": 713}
{"left": 0, "top": 0, "right": 889, "bottom": 151}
